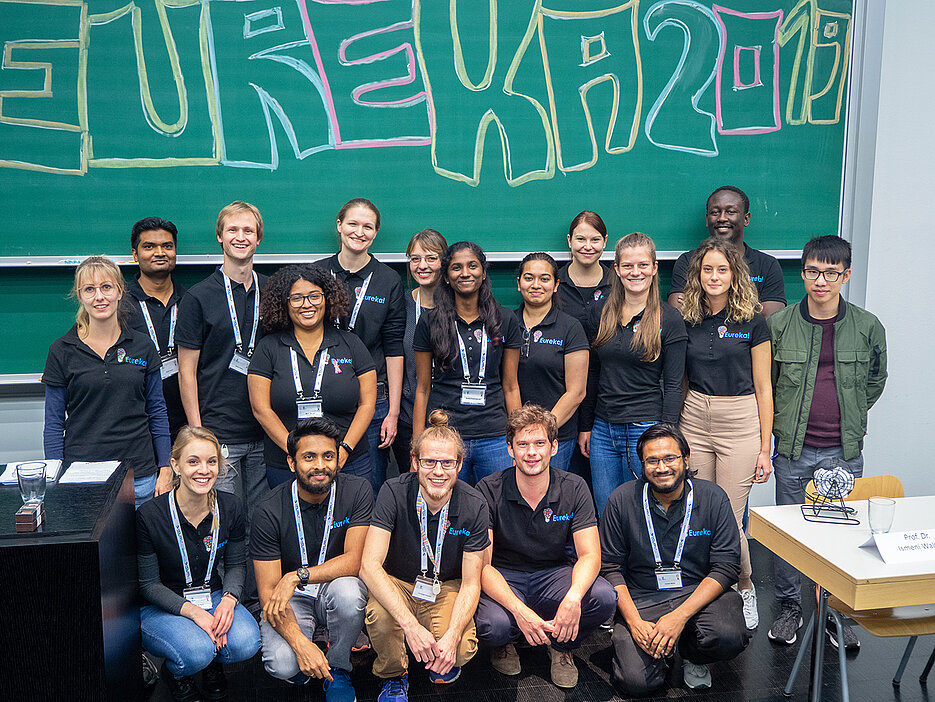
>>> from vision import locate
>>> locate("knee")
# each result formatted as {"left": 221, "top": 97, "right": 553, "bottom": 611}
{"left": 456, "top": 622, "right": 479, "bottom": 667}
{"left": 585, "top": 577, "right": 618, "bottom": 621}
{"left": 185, "top": 638, "right": 220, "bottom": 675}
{"left": 263, "top": 640, "right": 300, "bottom": 681}
{"left": 326, "top": 577, "right": 367, "bottom": 618}
{"left": 365, "top": 596, "right": 398, "bottom": 638}
{"left": 224, "top": 611, "right": 261, "bottom": 663}
{"left": 611, "top": 661, "right": 662, "bottom": 698}
{"left": 474, "top": 598, "right": 515, "bottom": 646}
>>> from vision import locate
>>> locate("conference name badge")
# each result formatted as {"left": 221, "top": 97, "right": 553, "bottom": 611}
{"left": 229, "top": 351, "right": 251, "bottom": 375}
{"left": 160, "top": 352, "right": 179, "bottom": 380}
{"left": 460, "top": 382, "right": 486, "bottom": 406}
{"left": 183, "top": 586, "right": 213, "bottom": 609}
{"left": 294, "top": 583, "right": 321, "bottom": 599}
{"left": 297, "top": 399, "right": 323, "bottom": 419}
{"left": 655, "top": 567, "right": 682, "bottom": 590}
{"left": 412, "top": 575, "right": 439, "bottom": 603}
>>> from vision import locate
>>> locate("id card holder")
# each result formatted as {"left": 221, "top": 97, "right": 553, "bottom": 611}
{"left": 183, "top": 586, "right": 214, "bottom": 609}
{"left": 229, "top": 351, "right": 251, "bottom": 375}
{"left": 297, "top": 399, "right": 323, "bottom": 419}
{"left": 160, "top": 352, "right": 179, "bottom": 380}
{"left": 460, "top": 382, "right": 487, "bottom": 406}
{"left": 294, "top": 583, "right": 321, "bottom": 599}
{"left": 412, "top": 575, "right": 438, "bottom": 603}
{"left": 655, "top": 567, "right": 683, "bottom": 590}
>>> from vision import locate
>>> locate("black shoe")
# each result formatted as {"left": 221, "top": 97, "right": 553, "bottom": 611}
{"left": 161, "top": 661, "right": 204, "bottom": 702}
{"left": 202, "top": 660, "right": 228, "bottom": 700}
{"left": 826, "top": 615, "right": 861, "bottom": 653}
{"left": 768, "top": 602, "right": 803, "bottom": 645}
{"left": 142, "top": 653, "right": 159, "bottom": 689}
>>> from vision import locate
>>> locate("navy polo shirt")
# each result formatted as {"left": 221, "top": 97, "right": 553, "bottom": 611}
{"left": 124, "top": 276, "right": 188, "bottom": 438}
{"left": 43, "top": 325, "right": 162, "bottom": 475}
{"left": 477, "top": 467, "right": 596, "bottom": 572}
{"left": 250, "top": 474, "right": 373, "bottom": 574}
{"left": 370, "top": 472, "right": 490, "bottom": 583}
{"left": 685, "top": 309, "right": 771, "bottom": 397}
{"left": 669, "top": 244, "right": 786, "bottom": 304}
{"left": 556, "top": 264, "right": 614, "bottom": 335}
{"left": 413, "top": 306, "right": 524, "bottom": 440}
{"left": 248, "top": 327, "right": 376, "bottom": 469}
{"left": 175, "top": 269, "right": 267, "bottom": 444}
{"left": 318, "top": 254, "right": 405, "bottom": 388}
{"left": 514, "top": 305, "right": 589, "bottom": 442}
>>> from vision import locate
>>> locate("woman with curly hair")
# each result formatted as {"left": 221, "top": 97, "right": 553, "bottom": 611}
{"left": 248, "top": 264, "right": 377, "bottom": 487}
{"left": 678, "top": 237, "right": 773, "bottom": 630}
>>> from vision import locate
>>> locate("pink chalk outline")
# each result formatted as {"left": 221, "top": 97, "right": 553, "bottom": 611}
{"left": 732, "top": 46, "right": 762, "bottom": 89}
{"left": 339, "top": 22, "right": 428, "bottom": 109}
{"left": 712, "top": 5, "right": 782, "bottom": 135}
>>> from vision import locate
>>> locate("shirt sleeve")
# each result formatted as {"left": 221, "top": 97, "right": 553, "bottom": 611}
{"left": 500, "top": 308, "right": 524, "bottom": 349}
{"left": 382, "top": 274, "right": 406, "bottom": 357}
{"left": 349, "top": 478, "right": 375, "bottom": 527}
{"left": 370, "top": 483, "right": 398, "bottom": 532}
{"left": 413, "top": 314, "right": 432, "bottom": 353}
{"left": 346, "top": 332, "right": 377, "bottom": 376}
{"left": 174, "top": 290, "right": 205, "bottom": 350}
{"left": 137, "top": 504, "right": 187, "bottom": 615}
{"left": 668, "top": 252, "right": 691, "bottom": 296}
{"left": 579, "top": 340, "right": 600, "bottom": 431}
{"left": 221, "top": 498, "right": 247, "bottom": 600}
{"left": 563, "top": 317, "right": 590, "bottom": 354}
{"left": 43, "top": 385, "right": 67, "bottom": 461}
{"left": 247, "top": 335, "right": 276, "bottom": 379}
{"left": 750, "top": 313, "right": 771, "bottom": 347}
{"left": 867, "top": 314, "right": 888, "bottom": 409}
{"left": 41, "top": 340, "right": 67, "bottom": 387}
{"left": 660, "top": 308, "right": 688, "bottom": 423}
{"left": 706, "top": 486, "right": 742, "bottom": 590}
{"left": 475, "top": 477, "right": 497, "bottom": 529}
{"left": 598, "top": 490, "right": 629, "bottom": 588}
{"left": 463, "top": 498, "right": 491, "bottom": 552}
{"left": 249, "top": 500, "right": 283, "bottom": 562}
{"left": 145, "top": 371, "right": 171, "bottom": 467}
{"left": 758, "top": 255, "right": 787, "bottom": 304}
{"left": 571, "top": 477, "right": 597, "bottom": 532}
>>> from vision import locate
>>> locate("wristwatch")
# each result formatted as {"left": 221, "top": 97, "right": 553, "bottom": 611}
{"left": 296, "top": 566, "right": 310, "bottom": 590}
{"left": 339, "top": 441, "right": 353, "bottom": 456}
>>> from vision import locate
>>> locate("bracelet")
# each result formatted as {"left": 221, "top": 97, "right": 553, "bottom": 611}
{"left": 222, "top": 591, "right": 238, "bottom": 603}
{"left": 340, "top": 441, "right": 353, "bottom": 455}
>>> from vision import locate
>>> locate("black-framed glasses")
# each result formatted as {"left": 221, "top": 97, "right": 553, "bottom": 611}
{"left": 642, "top": 454, "right": 683, "bottom": 469}
{"left": 418, "top": 458, "right": 458, "bottom": 470}
{"left": 803, "top": 268, "right": 845, "bottom": 282}
{"left": 288, "top": 292, "right": 324, "bottom": 307}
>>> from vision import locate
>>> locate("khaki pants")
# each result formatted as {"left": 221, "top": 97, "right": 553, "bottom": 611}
{"left": 365, "top": 575, "right": 478, "bottom": 678}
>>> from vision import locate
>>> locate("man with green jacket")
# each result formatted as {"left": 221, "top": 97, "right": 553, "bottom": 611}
{"left": 766, "top": 236, "right": 887, "bottom": 652}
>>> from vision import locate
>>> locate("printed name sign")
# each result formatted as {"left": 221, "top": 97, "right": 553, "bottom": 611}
{"left": 860, "top": 530, "right": 935, "bottom": 564}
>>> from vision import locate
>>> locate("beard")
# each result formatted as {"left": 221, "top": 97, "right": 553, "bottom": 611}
{"left": 297, "top": 467, "right": 336, "bottom": 495}
{"left": 417, "top": 473, "right": 454, "bottom": 505}
{"left": 649, "top": 469, "right": 686, "bottom": 494}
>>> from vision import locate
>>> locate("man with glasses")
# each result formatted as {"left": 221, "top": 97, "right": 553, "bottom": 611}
{"left": 766, "top": 235, "right": 887, "bottom": 650}
{"left": 600, "top": 422, "right": 749, "bottom": 696}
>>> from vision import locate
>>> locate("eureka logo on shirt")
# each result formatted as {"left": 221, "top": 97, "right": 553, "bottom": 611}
{"left": 363, "top": 295, "right": 385, "bottom": 304}
{"left": 448, "top": 527, "right": 471, "bottom": 537}
{"left": 717, "top": 325, "right": 750, "bottom": 340}
{"left": 532, "top": 330, "right": 562, "bottom": 346}
{"left": 332, "top": 516, "right": 351, "bottom": 530}
{"left": 543, "top": 508, "right": 573, "bottom": 523}
{"left": 749, "top": 274, "right": 764, "bottom": 283}
{"left": 688, "top": 528, "right": 711, "bottom": 537}
{"left": 116, "top": 348, "right": 147, "bottom": 367}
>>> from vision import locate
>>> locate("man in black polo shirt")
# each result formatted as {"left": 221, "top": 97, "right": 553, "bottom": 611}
{"left": 124, "top": 216, "right": 188, "bottom": 444}
{"left": 360, "top": 412, "right": 488, "bottom": 702}
{"left": 668, "top": 186, "right": 786, "bottom": 318}
{"left": 600, "top": 423, "right": 749, "bottom": 695}
{"left": 251, "top": 418, "right": 372, "bottom": 702}
{"left": 475, "top": 405, "right": 616, "bottom": 688}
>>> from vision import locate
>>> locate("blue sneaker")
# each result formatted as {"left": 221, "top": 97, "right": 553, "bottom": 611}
{"left": 429, "top": 666, "right": 461, "bottom": 684}
{"left": 323, "top": 668, "right": 356, "bottom": 702}
{"left": 377, "top": 673, "right": 409, "bottom": 702}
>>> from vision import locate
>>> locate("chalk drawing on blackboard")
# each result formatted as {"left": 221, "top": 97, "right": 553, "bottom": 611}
{"left": 580, "top": 33, "right": 611, "bottom": 66}
{"left": 243, "top": 7, "right": 284, "bottom": 39}
{"left": 733, "top": 46, "right": 764, "bottom": 89}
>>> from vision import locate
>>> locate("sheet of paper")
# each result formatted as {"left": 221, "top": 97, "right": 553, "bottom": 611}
{"left": 859, "top": 530, "right": 935, "bottom": 564}
{"left": 0, "top": 460, "right": 64, "bottom": 485}
{"left": 58, "top": 461, "right": 120, "bottom": 484}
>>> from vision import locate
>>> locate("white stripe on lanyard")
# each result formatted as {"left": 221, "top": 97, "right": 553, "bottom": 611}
{"left": 455, "top": 324, "right": 488, "bottom": 382}
{"left": 289, "top": 347, "right": 329, "bottom": 399}
{"left": 348, "top": 272, "right": 373, "bottom": 330}
{"left": 416, "top": 492, "right": 449, "bottom": 579}
{"left": 292, "top": 480, "right": 336, "bottom": 568}
{"left": 222, "top": 270, "right": 259, "bottom": 354}
{"left": 415, "top": 289, "right": 421, "bottom": 325}
{"left": 642, "top": 480, "right": 694, "bottom": 568}
{"left": 139, "top": 302, "right": 177, "bottom": 355}
{"left": 168, "top": 489, "right": 220, "bottom": 588}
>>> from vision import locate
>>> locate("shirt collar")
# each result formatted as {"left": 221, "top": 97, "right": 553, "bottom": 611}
{"left": 330, "top": 254, "right": 378, "bottom": 280}
{"left": 645, "top": 478, "right": 692, "bottom": 517}
{"left": 61, "top": 324, "right": 136, "bottom": 349}
{"left": 125, "top": 275, "right": 184, "bottom": 305}
{"left": 514, "top": 303, "right": 561, "bottom": 330}
{"left": 284, "top": 325, "right": 340, "bottom": 355}
{"left": 408, "top": 472, "right": 461, "bottom": 519}
{"left": 557, "top": 263, "right": 613, "bottom": 289}
{"left": 503, "top": 467, "right": 562, "bottom": 506}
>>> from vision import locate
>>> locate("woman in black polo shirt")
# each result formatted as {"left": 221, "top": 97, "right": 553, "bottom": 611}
{"left": 137, "top": 426, "right": 260, "bottom": 701}
{"left": 557, "top": 210, "right": 614, "bottom": 327}
{"left": 413, "top": 241, "right": 523, "bottom": 484}
{"left": 42, "top": 256, "right": 171, "bottom": 508}
{"left": 515, "top": 253, "right": 589, "bottom": 470}
{"left": 579, "top": 233, "right": 687, "bottom": 516}
{"left": 678, "top": 237, "right": 772, "bottom": 630}
{"left": 248, "top": 264, "right": 377, "bottom": 488}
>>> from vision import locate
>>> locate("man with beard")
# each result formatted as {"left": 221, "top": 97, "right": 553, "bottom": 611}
{"left": 251, "top": 418, "right": 372, "bottom": 702}
{"left": 360, "top": 410, "right": 489, "bottom": 702}
{"left": 474, "top": 405, "right": 616, "bottom": 688}
{"left": 599, "top": 423, "right": 749, "bottom": 696}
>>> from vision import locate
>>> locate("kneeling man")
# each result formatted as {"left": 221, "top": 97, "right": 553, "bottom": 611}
{"left": 600, "top": 423, "right": 750, "bottom": 696}
{"left": 251, "top": 418, "right": 373, "bottom": 701}
{"left": 475, "top": 405, "right": 616, "bottom": 688}
{"left": 360, "top": 410, "right": 489, "bottom": 702}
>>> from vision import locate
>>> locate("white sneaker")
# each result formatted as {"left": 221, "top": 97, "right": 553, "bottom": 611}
{"left": 740, "top": 584, "right": 759, "bottom": 629}
{"left": 683, "top": 660, "right": 712, "bottom": 689}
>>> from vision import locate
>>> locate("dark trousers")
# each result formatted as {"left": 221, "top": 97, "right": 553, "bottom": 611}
{"left": 475, "top": 565, "right": 617, "bottom": 652}
{"left": 611, "top": 589, "right": 750, "bottom": 697}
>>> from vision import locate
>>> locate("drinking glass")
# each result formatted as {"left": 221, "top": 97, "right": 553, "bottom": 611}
{"left": 868, "top": 496, "right": 896, "bottom": 534}
{"left": 17, "top": 461, "right": 47, "bottom": 505}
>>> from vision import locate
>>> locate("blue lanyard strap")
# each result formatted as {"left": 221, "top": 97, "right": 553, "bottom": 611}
{"left": 455, "top": 325, "right": 488, "bottom": 382}
{"left": 289, "top": 347, "right": 329, "bottom": 399}
{"left": 292, "top": 480, "right": 336, "bottom": 568}
{"left": 139, "top": 302, "right": 177, "bottom": 354}
{"left": 168, "top": 489, "right": 220, "bottom": 588}
{"left": 641, "top": 480, "right": 693, "bottom": 568}
{"left": 222, "top": 270, "right": 259, "bottom": 354}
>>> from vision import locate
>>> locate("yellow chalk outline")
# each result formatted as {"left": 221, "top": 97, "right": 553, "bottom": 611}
{"left": 450, "top": 0, "right": 496, "bottom": 90}
{"left": 807, "top": 9, "right": 850, "bottom": 124}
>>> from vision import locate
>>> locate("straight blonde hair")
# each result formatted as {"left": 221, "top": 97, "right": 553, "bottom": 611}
{"left": 70, "top": 256, "right": 125, "bottom": 337}
{"left": 170, "top": 426, "right": 227, "bottom": 532}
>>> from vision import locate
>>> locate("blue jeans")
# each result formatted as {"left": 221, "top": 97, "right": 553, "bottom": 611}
{"left": 141, "top": 591, "right": 261, "bottom": 678}
{"left": 365, "top": 397, "right": 390, "bottom": 496}
{"left": 552, "top": 439, "right": 575, "bottom": 471}
{"left": 459, "top": 436, "right": 512, "bottom": 485}
{"left": 134, "top": 472, "right": 158, "bottom": 509}
{"left": 772, "top": 445, "right": 864, "bottom": 604}
{"left": 590, "top": 418, "right": 657, "bottom": 517}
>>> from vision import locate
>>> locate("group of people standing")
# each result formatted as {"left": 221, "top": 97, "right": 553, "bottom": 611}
{"left": 40, "top": 186, "right": 887, "bottom": 701}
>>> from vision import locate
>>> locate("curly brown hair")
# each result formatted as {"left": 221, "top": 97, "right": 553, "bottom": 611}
{"left": 260, "top": 264, "right": 349, "bottom": 334}
{"left": 681, "top": 238, "right": 761, "bottom": 325}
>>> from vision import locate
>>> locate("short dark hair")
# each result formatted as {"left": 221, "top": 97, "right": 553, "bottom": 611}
{"left": 287, "top": 417, "right": 342, "bottom": 458}
{"left": 801, "top": 235, "right": 851, "bottom": 270}
{"left": 131, "top": 217, "right": 178, "bottom": 250}
{"left": 637, "top": 422, "right": 691, "bottom": 462}
{"left": 706, "top": 185, "right": 750, "bottom": 214}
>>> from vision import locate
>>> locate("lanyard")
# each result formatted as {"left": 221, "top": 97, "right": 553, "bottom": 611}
{"left": 455, "top": 325, "right": 488, "bottom": 382}
{"left": 348, "top": 272, "right": 373, "bottom": 330}
{"left": 642, "top": 480, "right": 694, "bottom": 568}
{"left": 289, "top": 347, "right": 329, "bottom": 399}
{"left": 222, "top": 270, "right": 259, "bottom": 354}
{"left": 292, "top": 480, "right": 336, "bottom": 569}
{"left": 416, "top": 492, "right": 450, "bottom": 580}
{"left": 415, "top": 289, "right": 422, "bottom": 325}
{"left": 168, "top": 490, "right": 220, "bottom": 588}
{"left": 139, "top": 302, "right": 177, "bottom": 355}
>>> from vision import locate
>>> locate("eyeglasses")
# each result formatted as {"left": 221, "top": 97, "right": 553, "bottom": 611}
{"left": 521, "top": 328, "right": 531, "bottom": 358}
{"left": 409, "top": 254, "right": 440, "bottom": 265}
{"left": 79, "top": 283, "right": 118, "bottom": 298}
{"left": 642, "top": 454, "right": 683, "bottom": 469}
{"left": 418, "top": 458, "right": 458, "bottom": 470}
{"left": 803, "top": 268, "right": 846, "bottom": 282}
{"left": 288, "top": 292, "right": 324, "bottom": 307}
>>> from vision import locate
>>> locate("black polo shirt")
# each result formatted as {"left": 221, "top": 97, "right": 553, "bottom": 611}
{"left": 248, "top": 327, "right": 376, "bottom": 469}
{"left": 599, "top": 478, "right": 740, "bottom": 607}
{"left": 685, "top": 309, "right": 771, "bottom": 396}
{"left": 412, "top": 306, "right": 524, "bottom": 440}
{"left": 581, "top": 302, "right": 687, "bottom": 427}
{"left": 514, "top": 305, "right": 589, "bottom": 442}
{"left": 250, "top": 473, "right": 373, "bottom": 574}
{"left": 400, "top": 292, "right": 430, "bottom": 427}
{"left": 370, "top": 472, "right": 490, "bottom": 583}
{"left": 43, "top": 325, "right": 162, "bottom": 475}
{"left": 669, "top": 244, "right": 786, "bottom": 304}
{"left": 477, "top": 467, "right": 596, "bottom": 572}
{"left": 556, "top": 264, "right": 614, "bottom": 336}
{"left": 318, "top": 254, "right": 405, "bottom": 388}
{"left": 137, "top": 490, "right": 245, "bottom": 597}
{"left": 124, "top": 276, "right": 188, "bottom": 438}
{"left": 175, "top": 269, "right": 267, "bottom": 444}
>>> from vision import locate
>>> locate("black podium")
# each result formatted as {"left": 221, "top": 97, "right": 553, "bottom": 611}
{"left": 0, "top": 464, "right": 141, "bottom": 701}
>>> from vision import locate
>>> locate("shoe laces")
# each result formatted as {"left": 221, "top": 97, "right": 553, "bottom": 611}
{"left": 385, "top": 677, "right": 406, "bottom": 694}
{"left": 557, "top": 651, "right": 574, "bottom": 667}
{"left": 493, "top": 645, "right": 514, "bottom": 659}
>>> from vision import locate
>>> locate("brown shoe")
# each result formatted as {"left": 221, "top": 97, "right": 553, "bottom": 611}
{"left": 549, "top": 646, "right": 578, "bottom": 688}
{"left": 490, "top": 643, "right": 521, "bottom": 676}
